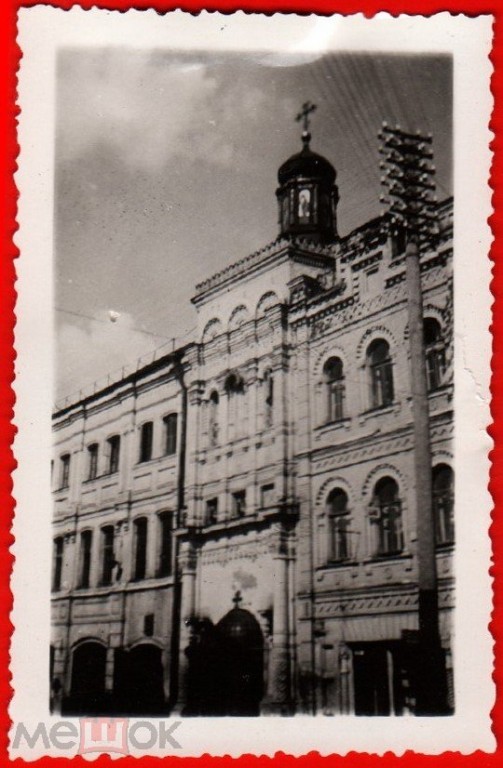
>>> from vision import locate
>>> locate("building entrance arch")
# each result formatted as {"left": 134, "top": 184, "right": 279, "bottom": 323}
{"left": 185, "top": 597, "right": 264, "bottom": 716}
{"left": 113, "top": 643, "right": 165, "bottom": 715}
{"left": 67, "top": 641, "right": 107, "bottom": 715}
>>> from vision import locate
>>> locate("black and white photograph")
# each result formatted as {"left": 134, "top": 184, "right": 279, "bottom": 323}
{"left": 12, "top": 9, "right": 493, "bottom": 757}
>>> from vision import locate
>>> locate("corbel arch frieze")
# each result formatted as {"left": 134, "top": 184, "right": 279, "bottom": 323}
{"left": 256, "top": 290, "right": 281, "bottom": 319}
{"left": 201, "top": 317, "right": 224, "bottom": 344}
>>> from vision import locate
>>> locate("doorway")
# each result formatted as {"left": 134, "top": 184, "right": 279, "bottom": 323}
{"left": 350, "top": 641, "right": 408, "bottom": 716}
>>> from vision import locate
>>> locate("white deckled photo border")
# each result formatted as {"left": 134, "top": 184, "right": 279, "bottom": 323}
{"left": 12, "top": 8, "right": 494, "bottom": 759}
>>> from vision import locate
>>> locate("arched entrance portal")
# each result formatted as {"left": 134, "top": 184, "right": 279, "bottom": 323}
{"left": 67, "top": 641, "right": 107, "bottom": 715}
{"left": 113, "top": 644, "right": 165, "bottom": 715}
{"left": 186, "top": 597, "right": 264, "bottom": 716}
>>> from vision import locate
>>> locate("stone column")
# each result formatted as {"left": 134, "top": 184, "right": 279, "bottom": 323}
{"left": 175, "top": 542, "right": 197, "bottom": 713}
{"left": 264, "top": 526, "right": 292, "bottom": 713}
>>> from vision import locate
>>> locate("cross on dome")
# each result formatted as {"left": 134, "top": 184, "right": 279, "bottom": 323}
{"left": 232, "top": 590, "right": 243, "bottom": 608}
{"left": 296, "top": 101, "right": 317, "bottom": 146}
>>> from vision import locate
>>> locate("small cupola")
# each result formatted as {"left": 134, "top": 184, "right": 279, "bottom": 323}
{"left": 276, "top": 102, "right": 339, "bottom": 244}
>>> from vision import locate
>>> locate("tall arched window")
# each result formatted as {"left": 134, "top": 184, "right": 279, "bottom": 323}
{"left": 139, "top": 421, "right": 153, "bottom": 463}
{"left": 424, "top": 318, "right": 445, "bottom": 391}
{"left": 133, "top": 517, "right": 148, "bottom": 581}
{"left": 433, "top": 464, "right": 454, "bottom": 545}
{"left": 323, "top": 357, "right": 345, "bottom": 422}
{"left": 164, "top": 414, "right": 178, "bottom": 456}
{"left": 367, "top": 339, "right": 394, "bottom": 409}
{"left": 52, "top": 536, "right": 64, "bottom": 591}
{"left": 370, "top": 477, "right": 403, "bottom": 556}
{"left": 264, "top": 369, "right": 274, "bottom": 428}
{"left": 87, "top": 444, "right": 99, "bottom": 481}
{"left": 78, "top": 530, "right": 93, "bottom": 589}
{"left": 107, "top": 435, "right": 120, "bottom": 475}
{"left": 208, "top": 391, "right": 219, "bottom": 447}
{"left": 225, "top": 373, "right": 245, "bottom": 438}
{"left": 100, "top": 525, "right": 115, "bottom": 586}
{"left": 157, "top": 512, "right": 173, "bottom": 576}
{"left": 326, "top": 489, "right": 350, "bottom": 562}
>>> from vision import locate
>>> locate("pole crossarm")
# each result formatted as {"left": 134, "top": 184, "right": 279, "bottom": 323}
{"left": 378, "top": 122, "right": 439, "bottom": 249}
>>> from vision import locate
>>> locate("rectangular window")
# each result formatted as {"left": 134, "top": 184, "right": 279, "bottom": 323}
{"left": 330, "top": 516, "right": 350, "bottom": 562}
{"left": 87, "top": 443, "right": 99, "bottom": 480}
{"left": 79, "top": 530, "right": 93, "bottom": 588}
{"left": 205, "top": 498, "right": 218, "bottom": 525}
{"left": 377, "top": 503, "right": 403, "bottom": 556}
{"left": 164, "top": 414, "right": 178, "bottom": 456}
{"left": 60, "top": 454, "right": 70, "bottom": 489}
{"left": 231, "top": 490, "right": 246, "bottom": 518}
{"left": 261, "top": 484, "right": 275, "bottom": 509}
{"left": 371, "top": 362, "right": 394, "bottom": 409}
{"left": 101, "top": 525, "right": 115, "bottom": 586}
{"left": 139, "top": 421, "right": 153, "bottom": 463}
{"left": 133, "top": 517, "right": 148, "bottom": 580}
{"left": 157, "top": 512, "right": 172, "bottom": 577}
{"left": 144, "top": 614, "right": 155, "bottom": 637}
{"left": 107, "top": 435, "right": 121, "bottom": 474}
{"left": 52, "top": 537, "right": 64, "bottom": 591}
{"left": 328, "top": 381, "right": 345, "bottom": 422}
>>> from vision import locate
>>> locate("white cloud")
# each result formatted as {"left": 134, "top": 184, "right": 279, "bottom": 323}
{"left": 56, "top": 310, "right": 163, "bottom": 404}
{"left": 58, "top": 50, "right": 267, "bottom": 172}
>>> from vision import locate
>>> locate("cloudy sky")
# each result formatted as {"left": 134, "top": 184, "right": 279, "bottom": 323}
{"left": 55, "top": 49, "right": 452, "bottom": 404}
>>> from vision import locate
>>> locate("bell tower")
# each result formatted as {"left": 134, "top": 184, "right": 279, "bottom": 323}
{"left": 276, "top": 102, "right": 339, "bottom": 244}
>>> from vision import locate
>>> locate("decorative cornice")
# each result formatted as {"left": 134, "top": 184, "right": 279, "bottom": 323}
{"left": 193, "top": 238, "right": 335, "bottom": 300}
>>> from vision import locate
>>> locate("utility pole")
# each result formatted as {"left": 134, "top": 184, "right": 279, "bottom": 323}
{"left": 379, "top": 123, "right": 448, "bottom": 715}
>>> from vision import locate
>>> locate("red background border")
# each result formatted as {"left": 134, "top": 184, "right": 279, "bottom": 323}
{"left": 1, "top": 0, "right": 499, "bottom": 765}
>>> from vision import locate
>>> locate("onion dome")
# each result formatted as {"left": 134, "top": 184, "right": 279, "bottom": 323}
{"left": 278, "top": 135, "right": 336, "bottom": 187}
{"left": 276, "top": 105, "right": 339, "bottom": 244}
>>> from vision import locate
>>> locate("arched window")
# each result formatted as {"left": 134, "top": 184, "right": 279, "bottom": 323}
{"left": 370, "top": 477, "right": 403, "bottom": 556}
{"left": 60, "top": 453, "right": 71, "bottom": 490}
{"left": 107, "top": 435, "right": 120, "bottom": 475}
{"left": 323, "top": 357, "right": 345, "bottom": 422}
{"left": 52, "top": 536, "right": 64, "bottom": 591}
{"left": 133, "top": 517, "right": 148, "bottom": 581}
{"left": 225, "top": 373, "right": 245, "bottom": 436}
{"left": 208, "top": 391, "right": 219, "bottom": 447}
{"left": 326, "top": 489, "right": 350, "bottom": 562}
{"left": 367, "top": 339, "right": 394, "bottom": 409}
{"left": 157, "top": 512, "right": 173, "bottom": 576}
{"left": 164, "top": 414, "right": 178, "bottom": 456}
{"left": 424, "top": 318, "right": 445, "bottom": 391}
{"left": 87, "top": 444, "right": 99, "bottom": 481}
{"left": 100, "top": 525, "right": 115, "bottom": 586}
{"left": 264, "top": 369, "right": 274, "bottom": 428}
{"left": 78, "top": 530, "right": 93, "bottom": 589}
{"left": 139, "top": 421, "right": 153, "bottom": 463}
{"left": 433, "top": 464, "right": 454, "bottom": 545}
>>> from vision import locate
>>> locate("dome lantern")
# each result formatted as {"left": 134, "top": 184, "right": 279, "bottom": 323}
{"left": 276, "top": 102, "right": 339, "bottom": 244}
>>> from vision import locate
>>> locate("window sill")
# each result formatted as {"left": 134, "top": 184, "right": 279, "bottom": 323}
{"left": 315, "top": 418, "right": 351, "bottom": 435}
{"left": 363, "top": 551, "right": 411, "bottom": 563}
{"left": 317, "top": 559, "right": 357, "bottom": 570}
{"left": 82, "top": 470, "right": 119, "bottom": 485}
{"left": 358, "top": 402, "right": 400, "bottom": 425}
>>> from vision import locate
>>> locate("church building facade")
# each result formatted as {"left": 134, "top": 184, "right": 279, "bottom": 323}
{"left": 51, "top": 119, "right": 454, "bottom": 717}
